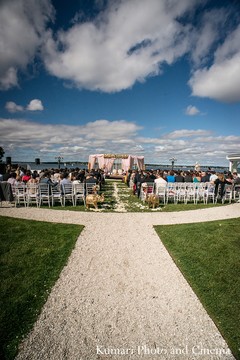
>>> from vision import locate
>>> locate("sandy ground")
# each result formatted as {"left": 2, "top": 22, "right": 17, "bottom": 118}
{"left": 1, "top": 203, "right": 240, "bottom": 360}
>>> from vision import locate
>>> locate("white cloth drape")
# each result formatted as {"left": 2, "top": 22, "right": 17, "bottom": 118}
{"left": 104, "top": 158, "right": 115, "bottom": 173}
{"left": 88, "top": 155, "right": 96, "bottom": 170}
{"left": 88, "top": 154, "right": 105, "bottom": 169}
{"left": 128, "top": 155, "right": 134, "bottom": 169}
{"left": 88, "top": 154, "right": 144, "bottom": 171}
{"left": 97, "top": 154, "right": 105, "bottom": 169}
{"left": 135, "top": 156, "right": 144, "bottom": 170}
{"left": 122, "top": 158, "right": 130, "bottom": 172}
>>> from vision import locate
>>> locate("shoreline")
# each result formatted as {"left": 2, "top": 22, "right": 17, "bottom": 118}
{"left": 6, "top": 161, "right": 230, "bottom": 172}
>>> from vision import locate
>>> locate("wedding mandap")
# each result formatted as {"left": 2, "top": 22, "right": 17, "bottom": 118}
{"left": 88, "top": 154, "right": 144, "bottom": 178}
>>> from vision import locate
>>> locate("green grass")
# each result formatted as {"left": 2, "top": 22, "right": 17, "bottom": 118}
{"left": 114, "top": 181, "right": 226, "bottom": 212}
{"left": 24, "top": 180, "right": 232, "bottom": 212}
{"left": 155, "top": 219, "right": 240, "bottom": 360}
{"left": 0, "top": 216, "right": 83, "bottom": 360}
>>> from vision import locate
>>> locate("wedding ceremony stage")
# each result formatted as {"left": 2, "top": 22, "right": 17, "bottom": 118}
{"left": 88, "top": 154, "right": 144, "bottom": 178}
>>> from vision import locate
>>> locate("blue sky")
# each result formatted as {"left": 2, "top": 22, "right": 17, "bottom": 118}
{"left": 0, "top": 0, "right": 240, "bottom": 166}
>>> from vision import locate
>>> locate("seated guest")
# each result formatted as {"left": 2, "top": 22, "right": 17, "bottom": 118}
{"left": 193, "top": 172, "right": 201, "bottom": 182}
{"left": 93, "top": 168, "right": 102, "bottom": 182}
{"left": 85, "top": 172, "right": 98, "bottom": 184}
{"left": 16, "top": 175, "right": 24, "bottom": 185}
{"left": 233, "top": 172, "right": 240, "bottom": 185}
{"left": 148, "top": 171, "right": 156, "bottom": 181}
{"left": 154, "top": 172, "right": 167, "bottom": 185}
{"left": 166, "top": 170, "right": 175, "bottom": 183}
{"left": 144, "top": 171, "right": 155, "bottom": 183}
{"left": 22, "top": 170, "right": 32, "bottom": 183}
{"left": 39, "top": 171, "right": 58, "bottom": 187}
{"left": 60, "top": 172, "right": 71, "bottom": 185}
{"left": 53, "top": 169, "right": 61, "bottom": 183}
{"left": 184, "top": 171, "right": 193, "bottom": 182}
{"left": 214, "top": 173, "right": 232, "bottom": 199}
{"left": 210, "top": 171, "right": 218, "bottom": 183}
{"left": 175, "top": 170, "right": 184, "bottom": 182}
{"left": 225, "top": 173, "right": 233, "bottom": 184}
{"left": 7, "top": 172, "right": 17, "bottom": 187}
{"left": 27, "top": 173, "right": 39, "bottom": 194}
{"left": 201, "top": 171, "right": 210, "bottom": 182}
{"left": 28, "top": 173, "right": 39, "bottom": 185}
{"left": 77, "top": 170, "right": 86, "bottom": 183}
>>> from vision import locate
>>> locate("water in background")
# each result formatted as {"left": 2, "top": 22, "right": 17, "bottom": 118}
{"left": 17, "top": 162, "right": 229, "bottom": 172}
{"left": 145, "top": 165, "right": 229, "bottom": 172}
{"left": 17, "top": 162, "right": 87, "bottom": 171}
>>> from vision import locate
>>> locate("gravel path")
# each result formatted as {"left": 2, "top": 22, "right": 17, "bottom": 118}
{"left": 1, "top": 203, "right": 240, "bottom": 360}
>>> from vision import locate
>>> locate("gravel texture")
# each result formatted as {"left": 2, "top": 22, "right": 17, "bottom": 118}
{"left": 1, "top": 203, "right": 239, "bottom": 360}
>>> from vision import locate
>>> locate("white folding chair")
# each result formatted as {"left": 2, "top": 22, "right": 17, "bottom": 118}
{"left": 155, "top": 184, "right": 166, "bottom": 204}
{"left": 52, "top": 184, "right": 63, "bottom": 206}
{"left": 233, "top": 184, "right": 240, "bottom": 202}
{"left": 185, "top": 183, "right": 196, "bottom": 204}
{"left": 204, "top": 183, "right": 215, "bottom": 204}
{"left": 140, "top": 182, "right": 154, "bottom": 202}
{"left": 61, "top": 183, "right": 74, "bottom": 206}
{"left": 85, "top": 182, "right": 97, "bottom": 195}
{"left": 222, "top": 184, "right": 233, "bottom": 204}
{"left": 38, "top": 183, "right": 52, "bottom": 207}
{"left": 15, "top": 184, "right": 27, "bottom": 207}
{"left": 214, "top": 183, "right": 231, "bottom": 204}
{"left": 73, "top": 183, "right": 85, "bottom": 206}
{"left": 176, "top": 182, "right": 186, "bottom": 203}
{"left": 26, "top": 184, "right": 39, "bottom": 207}
{"left": 166, "top": 183, "right": 178, "bottom": 204}
{"left": 195, "top": 183, "right": 207, "bottom": 203}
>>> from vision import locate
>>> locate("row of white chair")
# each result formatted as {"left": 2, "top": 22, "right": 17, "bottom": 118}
{"left": 140, "top": 182, "right": 239, "bottom": 204}
{"left": 12, "top": 182, "right": 98, "bottom": 207}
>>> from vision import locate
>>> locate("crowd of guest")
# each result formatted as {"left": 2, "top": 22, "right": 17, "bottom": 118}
{"left": 1, "top": 165, "right": 240, "bottom": 201}
{"left": 126, "top": 168, "right": 240, "bottom": 198}
{"left": 0, "top": 166, "right": 105, "bottom": 190}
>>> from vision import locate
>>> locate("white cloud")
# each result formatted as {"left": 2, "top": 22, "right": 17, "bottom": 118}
{"left": 189, "top": 8, "right": 229, "bottom": 67}
{"left": 0, "top": 67, "right": 18, "bottom": 90}
{"left": 214, "top": 23, "right": 240, "bottom": 63}
{"left": 5, "top": 99, "right": 44, "bottom": 112}
{"left": 1, "top": 0, "right": 240, "bottom": 104}
{"left": 189, "top": 24, "right": 240, "bottom": 102}
{"left": 26, "top": 99, "right": 44, "bottom": 111}
{"left": 165, "top": 129, "right": 212, "bottom": 139}
{"left": 42, "top": 0, "right": 197, "bottom": 92}
{"left": 5, "top": 101, "right": 24, "bottom": 113}
{"left": 189, "top": 55, "right": 240, "bottom": 102}
{"left": 0, "top": 119, "right": 141, "bottom": 157}
{"left": 185, "top": 105, "right": 200, "bottom": 116}
{"left": 1, "top": 118, "right": 239, "bottom": 166}
{"left": 0, "top": 0, "right": 54, "bottom": 90}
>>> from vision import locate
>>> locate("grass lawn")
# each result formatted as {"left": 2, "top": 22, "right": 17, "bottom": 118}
{"left": 49, "top": 180, "right": 227, "bottom": 212}
{"left": 0, "top": 216, "right": 83, "bottom": 360}
{"left": 155, "top": 218, "right": 240, "bottom": 360}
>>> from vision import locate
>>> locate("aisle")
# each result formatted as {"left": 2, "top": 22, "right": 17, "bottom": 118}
{"left": 10, "top": 208, "right": 238, "bottom": 359}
